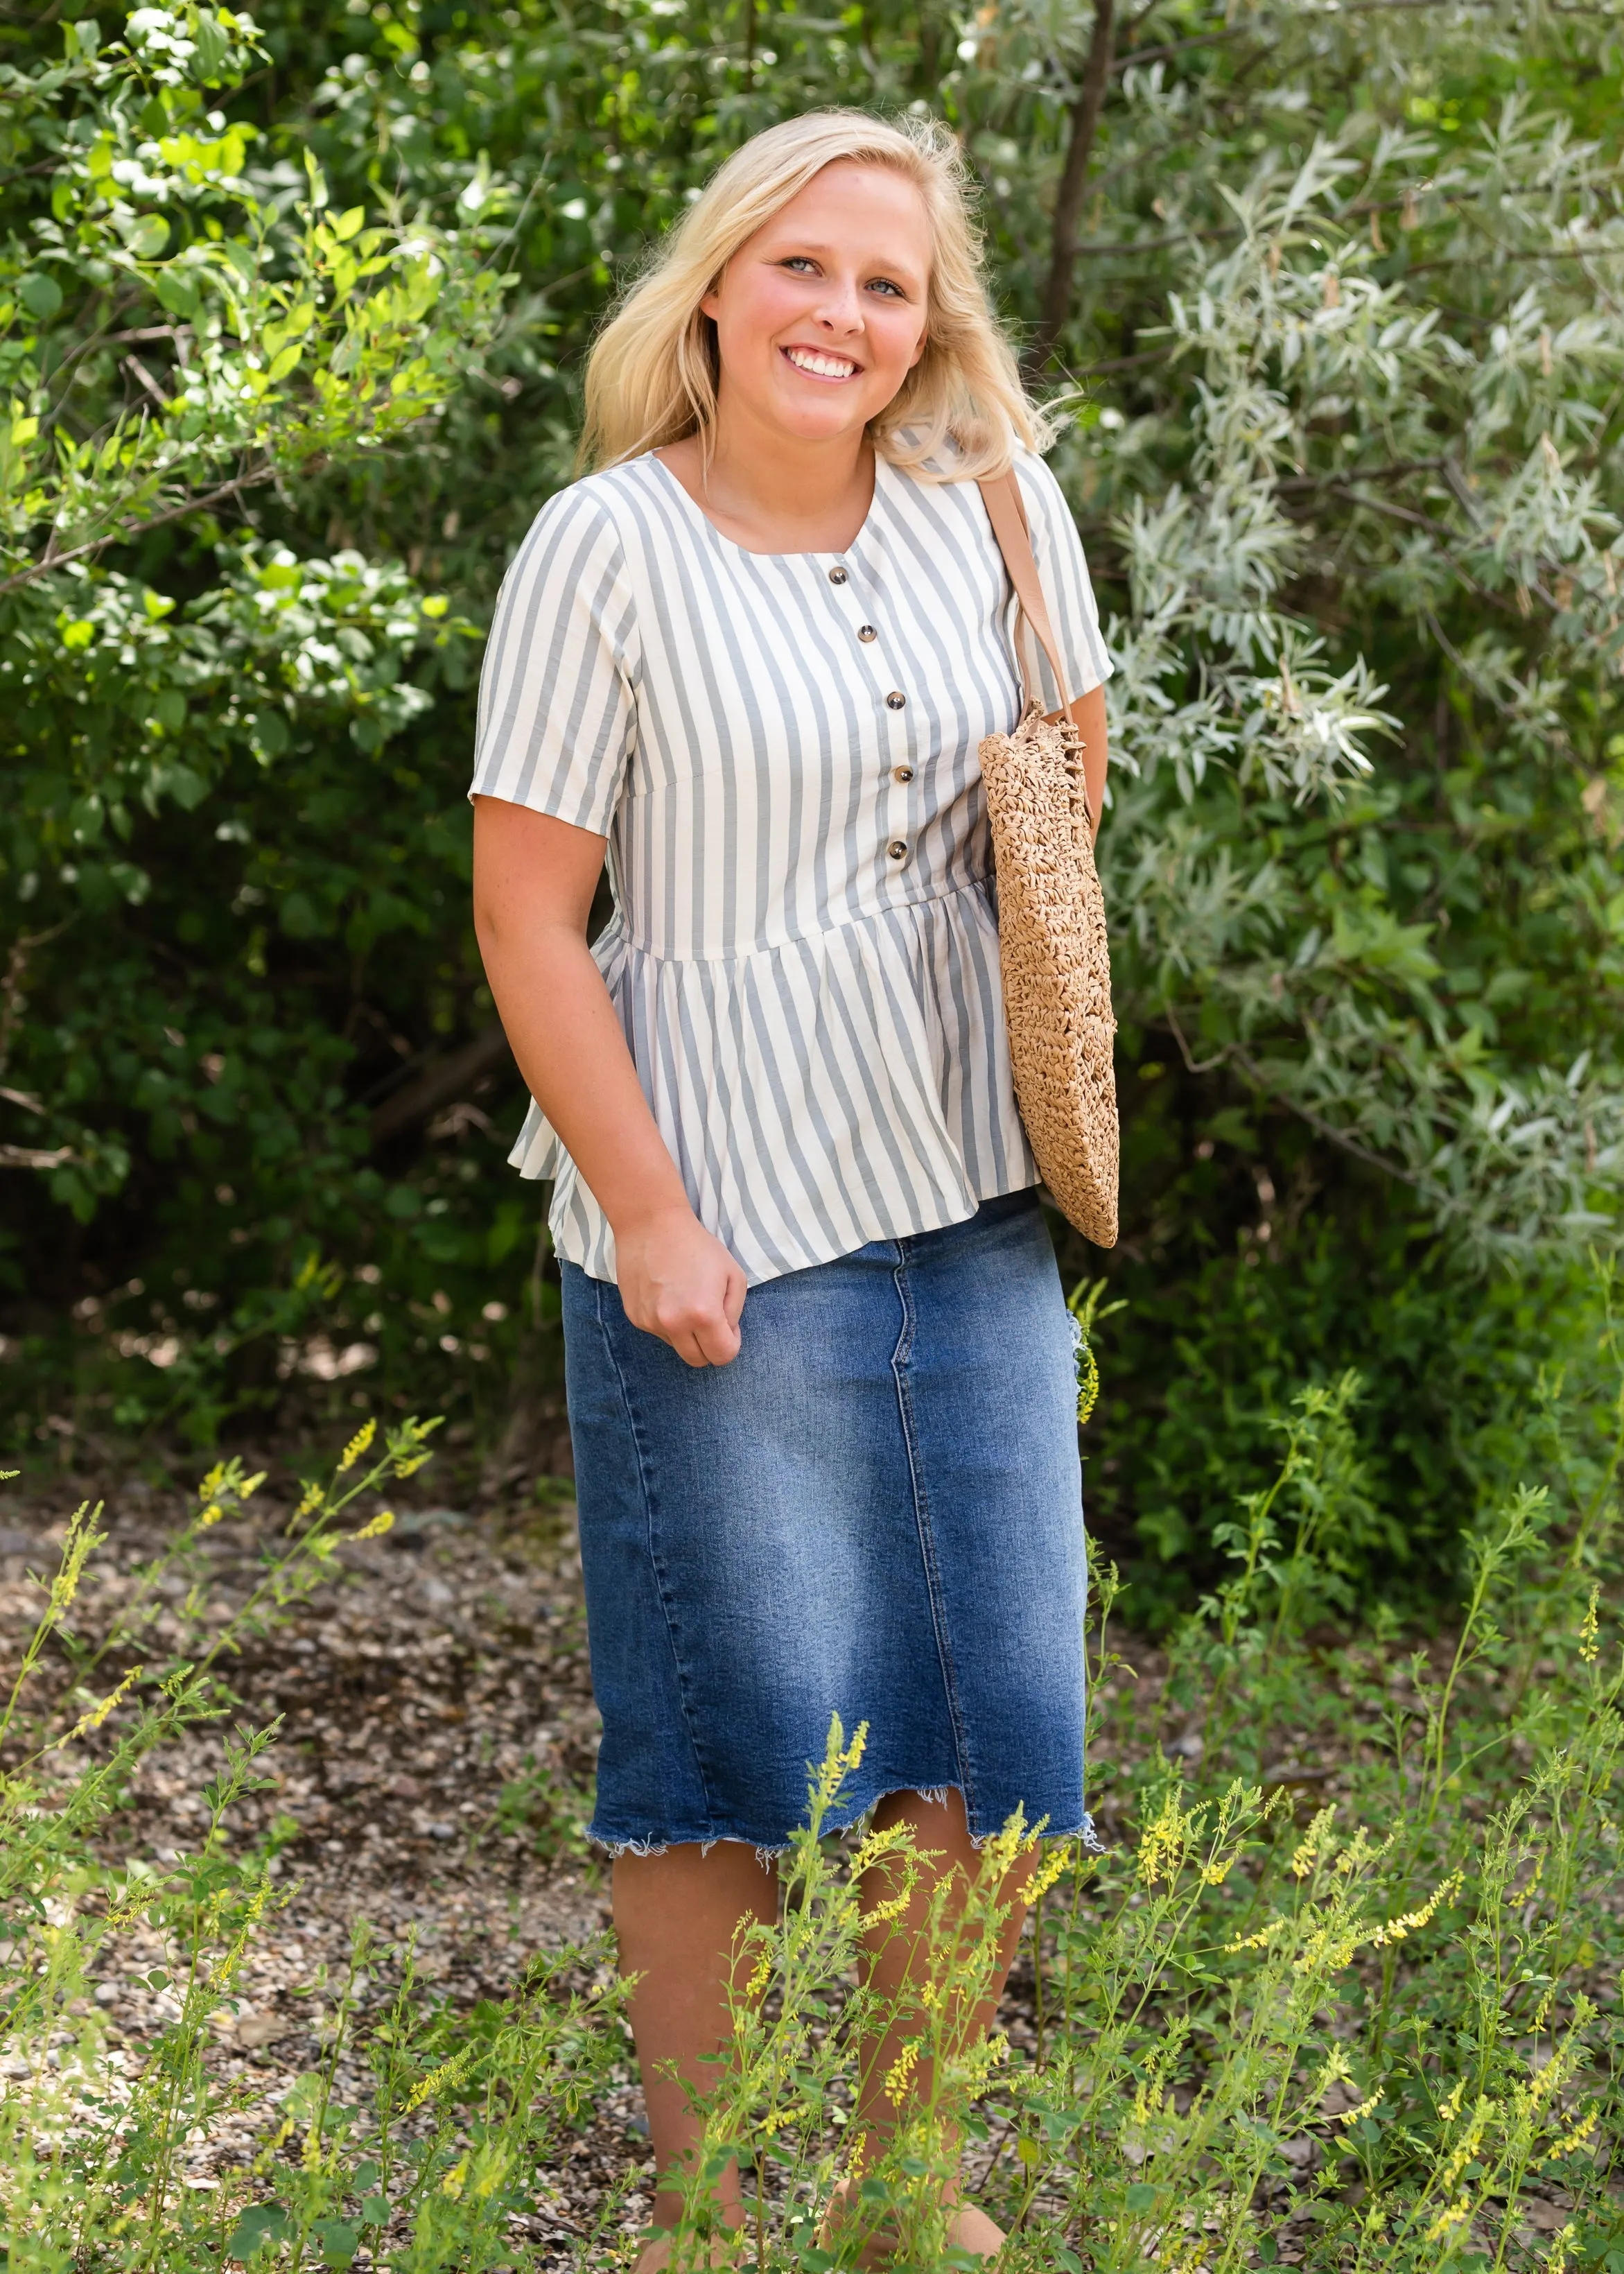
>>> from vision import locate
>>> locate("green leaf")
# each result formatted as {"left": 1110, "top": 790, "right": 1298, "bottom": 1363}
{"left": 313, "top": 2218, "right": 360, "bottom": 2268}
{"left": 279, "top": 891, "right": 326, "bottom": 939}
{"left": 193, "top": 11, "right": 232, "bottom": 80}
{"left": 1125, "top": 2183, "right": 1158, "bottom": 2214}
{"left": 153, "top": 266, "right": 200, "bottom": 319}
{"left": 123, "top": 212, "right": 172, "bottom": 260}
{"left": 19, "top": 272, "right": 62, "bottom": 320}
{"left": 227, "top": 2204, "right": 290, "bottom": 2262}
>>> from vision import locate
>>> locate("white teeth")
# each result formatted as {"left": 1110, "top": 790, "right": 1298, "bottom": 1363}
{"left": 785, "top": 346, "right": 857, "bottom": 379}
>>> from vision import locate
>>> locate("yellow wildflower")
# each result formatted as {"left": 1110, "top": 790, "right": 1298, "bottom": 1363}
{"left": 50, "top": 1501, "right": 103, "bottom": 1617}
{"left": 1225, "top": 1916, "right": 1288, "bottom": 1954}
{"left": 1019, "top": 1845, "right": 1072, "bottom": 1906}
{"left": 884, "top": 2040, "right": 920, "bottom": 2105}
{"left": 1578, "top": 1583, "right": 1600, "bottom": 1665}
{"left": 338, "top": 1418, "right": 376, "bottom": 1473}
{"left": 404, "top": 2044, "right": 477, "bottom": 2112}
{"left": 1551, "top": 2105, "right": 1598, "bottom": 2160}
{"left": 1138, "top": 1787, "right": 1200, "bottom": 1887}
{"left": 61, "top": 1664, "right": 143, "bottom": 1745}
{"left": 351, "top": 1509, "right": 394, "bottom": 1541}
{"left": 1330, "top": 2090, "right": 1382, "bottom": 2124}
{"left": 1368, "top": 1871, "right": 1462, "bottom": 1950}
{"left": 1290, "top": 1804, "right": 1337, "bottom": 1881}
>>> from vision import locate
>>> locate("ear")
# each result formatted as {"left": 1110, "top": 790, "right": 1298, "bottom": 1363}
{"left": 908, "top": 322, "right": 929, "bottom": 371}
{"left": 699, "top": 267, "right": 726, "bottom": 324}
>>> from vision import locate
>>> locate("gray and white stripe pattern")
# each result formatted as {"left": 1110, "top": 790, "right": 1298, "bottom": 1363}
{"left": 470, "top": 445, "right": 1112, "bottom": 1287}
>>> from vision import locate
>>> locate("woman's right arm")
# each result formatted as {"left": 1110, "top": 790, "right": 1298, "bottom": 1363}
{"left": 471, "top": 795, "right": 746, "bottom": 1367}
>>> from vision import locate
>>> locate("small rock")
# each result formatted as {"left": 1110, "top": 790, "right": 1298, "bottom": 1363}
{"left": 235, "top": 2013, "right": 293, "bottom": 2049}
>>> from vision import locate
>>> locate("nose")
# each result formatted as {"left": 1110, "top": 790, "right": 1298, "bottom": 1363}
{"left": 810, "top": 275, "right": 864, "bottom": 336}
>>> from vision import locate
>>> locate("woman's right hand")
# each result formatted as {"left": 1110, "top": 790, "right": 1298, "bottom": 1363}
{"left": 473, "top": 800, "right": 749, "bottom": 1366}
{"left": 614, "top": 1204, "right": 748, "bottom": 1368}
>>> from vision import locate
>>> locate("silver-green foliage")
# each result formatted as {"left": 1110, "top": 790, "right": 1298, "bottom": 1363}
{"left": 999, "top": 4, "right": 1624, "bottom": 1265}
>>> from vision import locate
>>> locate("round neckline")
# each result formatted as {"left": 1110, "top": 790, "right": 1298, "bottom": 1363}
{"left": 645, "top": 448, "right": 885, "bottom": 562}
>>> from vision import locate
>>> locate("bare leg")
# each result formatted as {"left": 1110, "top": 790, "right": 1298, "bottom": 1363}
{"left": 613, "top": 1842, "right": 779, "bottom": 2241}
{"left": 832, "top": 1789, "right": 1028, "bottom": 2260}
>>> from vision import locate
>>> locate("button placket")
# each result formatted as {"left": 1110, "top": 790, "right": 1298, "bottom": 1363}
{"left": 821, "top": 552, "right": 914, "bottom": 875}
{"left": 880, "top": 675, "right": 915, "bottom": 874}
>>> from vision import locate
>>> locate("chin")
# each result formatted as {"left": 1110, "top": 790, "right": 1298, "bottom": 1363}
{"left": 766, "top": 392, "right": 873, "bottom": 442}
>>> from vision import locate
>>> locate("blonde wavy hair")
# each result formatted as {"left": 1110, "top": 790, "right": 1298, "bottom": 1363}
{"left": 579, "top": 109, "right": 1052, "bottom": 482}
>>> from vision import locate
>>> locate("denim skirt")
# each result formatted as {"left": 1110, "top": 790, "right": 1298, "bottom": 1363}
{"left": 560, "top": 1190, "right": 1094, "bottom": 1855}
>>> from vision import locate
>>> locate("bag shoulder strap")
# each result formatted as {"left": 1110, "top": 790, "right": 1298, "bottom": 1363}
{"left": 976, "top": 467, "right": 1074, "bottom": 718}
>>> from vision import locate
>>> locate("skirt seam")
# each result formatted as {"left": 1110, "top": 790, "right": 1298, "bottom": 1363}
{"left": 888, "top": 1253, "right": 979, "bottom": 1827}
{"left": 591, "top": 1272, "right": 718, "bottom": 1834}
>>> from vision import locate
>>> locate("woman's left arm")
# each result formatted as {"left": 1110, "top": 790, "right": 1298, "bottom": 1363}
{"left": 1068, "top": 684, "right": 1108, "bottom": 844}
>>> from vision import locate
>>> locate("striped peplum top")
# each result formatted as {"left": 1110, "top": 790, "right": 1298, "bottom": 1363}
{"left": 469, "top": 444, "right": 1112, "bottom": 1287}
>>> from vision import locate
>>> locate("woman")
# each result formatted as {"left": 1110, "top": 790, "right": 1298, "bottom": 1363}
{"left": 470, "top": 110, "right": 1112, "bottom": 2264}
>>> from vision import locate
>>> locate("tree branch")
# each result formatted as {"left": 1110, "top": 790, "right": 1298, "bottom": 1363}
{"left": 1110, "top": 24, "right": 1245, "bottom": 71}
{"left": 0, "top": 469, "right": 277, "bottom": 598}
{"left": 1033, "top": 0, "right": 1117, "bottom": 372}
{"left": 1163, "top": 1005, "right": 1427, "bottom": 1188}
{"left": 369, "top": 1025, "right": 514, "bottom": 1149}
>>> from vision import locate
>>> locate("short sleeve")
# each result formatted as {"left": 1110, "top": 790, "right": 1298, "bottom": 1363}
{"left": 469, "top": 481, "right": 638, "bottom": 836}
{"left": 1012, "top": 450, "right": 1113, "bottom": 709}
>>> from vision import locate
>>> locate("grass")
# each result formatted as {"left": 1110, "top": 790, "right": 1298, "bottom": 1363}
{"left": 1, "top": 1274, "right": 1622, "bottom": 2273}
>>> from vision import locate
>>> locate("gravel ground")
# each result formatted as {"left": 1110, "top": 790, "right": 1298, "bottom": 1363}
{"left": 1, "top": 1461, "right": 661, "bottom": 2256}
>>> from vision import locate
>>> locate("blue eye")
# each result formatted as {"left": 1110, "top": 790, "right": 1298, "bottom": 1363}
{"left": 868, "top": 278, "right": 904, "bottom": 297}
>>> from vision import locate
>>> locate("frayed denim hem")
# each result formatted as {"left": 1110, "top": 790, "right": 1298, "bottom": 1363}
{"left": 591, "top": 1829, "right": 790, "bottom": 1867}
{"left": 589, "top": 1800, "right": 1105, "bottom": 1863}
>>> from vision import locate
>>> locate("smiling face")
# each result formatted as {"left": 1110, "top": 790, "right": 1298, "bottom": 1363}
{"left": 699, "top": 160, "right": 933, "bottom": 447}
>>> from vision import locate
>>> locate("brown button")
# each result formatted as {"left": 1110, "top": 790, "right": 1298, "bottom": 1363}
{"left": 828, "top": 565, "right": 848, "bottom": 584}
{"left": 892, "top": 765, "right": 914, "bottom": 783}
{"left": 857, "top": 624, "right": 877, "bottom": 643}
{"left": 885, "top": 691, "right": 906, "bottom": 711}
{"left": 887, "top": 840, "right": 909, "bottom": 862}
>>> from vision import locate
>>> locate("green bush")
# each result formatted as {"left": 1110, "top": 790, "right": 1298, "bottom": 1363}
{"left": 2, "top": 0, "right": 1623, "bottom": 1613}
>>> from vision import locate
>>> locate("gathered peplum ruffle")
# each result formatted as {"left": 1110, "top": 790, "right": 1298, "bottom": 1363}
{"left": 512, "top": 880, "right": 1036, "bottom": 1287}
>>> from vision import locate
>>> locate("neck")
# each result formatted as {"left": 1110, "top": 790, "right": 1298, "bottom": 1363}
{"left": 695, "top": 384, "right": 875, "bottom": 548}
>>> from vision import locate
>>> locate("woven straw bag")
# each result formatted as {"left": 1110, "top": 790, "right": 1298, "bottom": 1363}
{"left": 975, "top": 470, "right": 1119, "bottom": 1249}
